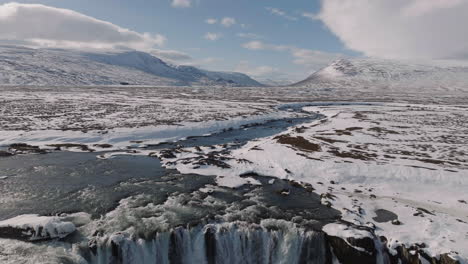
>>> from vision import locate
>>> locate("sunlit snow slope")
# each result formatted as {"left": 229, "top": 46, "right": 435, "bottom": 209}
{"left": 294, "top": 58, "right": 468, "bottom": 92}
{"left": 0, "top": 45, "right": 262, "bottom": 87}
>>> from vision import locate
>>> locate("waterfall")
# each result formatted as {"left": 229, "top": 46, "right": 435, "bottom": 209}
{"left": 83, "top": 220, "right": 331, "bottom": 264}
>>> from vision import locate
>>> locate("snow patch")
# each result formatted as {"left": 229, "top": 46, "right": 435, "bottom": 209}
{"left": 0, "top": 214, "right": 76, "bottom": 241}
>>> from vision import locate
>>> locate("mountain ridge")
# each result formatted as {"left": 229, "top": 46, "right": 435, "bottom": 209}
{"left": 0, "top": 46, "right": 263, "bottom": 87}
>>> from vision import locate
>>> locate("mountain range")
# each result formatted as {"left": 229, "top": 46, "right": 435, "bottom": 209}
{"left": 0, "top": 45, "right": 263, "bottom": 87}
{"left": 1, "top": 45, "right": 468, "bottom": 91}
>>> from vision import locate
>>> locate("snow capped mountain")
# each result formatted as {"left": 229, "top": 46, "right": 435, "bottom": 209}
{"left": 293, "top": 58, "right": 468, "bottom": 92}
{"left": 0, "top": 46, "right": 263, "bottom": 87}
{"left": 84, "top": 51, "right": 263, "bottom": 86}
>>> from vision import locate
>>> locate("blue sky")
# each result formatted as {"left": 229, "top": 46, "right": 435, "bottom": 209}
{"left": 0, "top": 0, "right": 356, "bottom": 82}
{"left": 1, "top": 0, "right": 466, "bottom": 82}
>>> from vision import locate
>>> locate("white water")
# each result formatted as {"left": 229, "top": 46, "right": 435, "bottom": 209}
{"left": 86, "top": 221, "right": 329, "bottom": 264}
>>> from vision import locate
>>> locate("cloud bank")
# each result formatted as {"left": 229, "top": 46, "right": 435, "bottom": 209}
{"left": 150, "top": 49, "right": 192, "bottom": 63}
{"left": 266, "top": 7, "right": 298, "bottom": 21}
{"left": 221, "top": 17, "right": 236, "bottom": 27}
{"left": 204, "top": 32, "right": 221, "bottom": 41}
{"left": 205, "top": 18, "right": 217, "bottom": 24}
{"left": 318, "top": 0, "right": 468, "bottom": 60}
{"left": 0, "top": 2, "right": 166, "bottom": 50}
{"left": 171, "top": 0, "right": 191, "bottom": 8}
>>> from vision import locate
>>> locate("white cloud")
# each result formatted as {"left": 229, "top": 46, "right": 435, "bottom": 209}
{"left": 266, "top": 7, "right": 297, "bottom": 21}
{"left": 290, "top": 48, "right": 344, "bottom": 68}
{"left": 182, "top": 57, "right": 222, "bottom": 67}
{"left": 221, "top": 17, "right": 236, "bottom": 27}
{"left": 171, "top": 0, "right": 191, "bottom": 8}
{"left": 318, "top": 0, "right": 468, "bottom": 60}
{"left": 150, "top": 49, "right": 192, "bottom": 62}
{"left": 402, "top": 0, "right": 465, "bottom": 16}
{"left": 150, "top": 49, "right": 220, "bottom": 67}
{"left": 205, "top": 17, "right": 238, "bottom": 27}
{"left": 204, "top": 32, "right": 221, "bottom": 41}
{"left": 205, "top": 18, "right": 217, "bottom": 24}
{"left": 242, "top": 41, "right": 264, "bottom": 50}
{"left": 302, "top": 12, "right": 316, "bottom": 20}
{"left": 0, "top": 2, "right": 166, "bottom": 50}
{"left": 242, "top": 41, "right": 288, "bottom": 51}
{"left": 237, "top": 33, "right": 263, "bottom": 39}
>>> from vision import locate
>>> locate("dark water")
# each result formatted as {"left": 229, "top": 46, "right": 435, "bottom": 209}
{"left": 148, "top": 115, "right": 315, "bottom": 150}
{"left": 0, "top": 114, "right": 318, "bottom": 221}
{"left": 0, "top": 153, "right": 165, "bottom": 220}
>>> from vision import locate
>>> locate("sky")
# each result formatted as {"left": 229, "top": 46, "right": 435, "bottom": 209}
{"left": 0, "top": 0, "right": 468, "bottom": 83}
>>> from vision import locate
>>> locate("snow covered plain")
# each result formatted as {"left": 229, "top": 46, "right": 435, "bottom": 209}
{"left": 0, "top": 85, "right": 468, "bottom": 263}
{"left": 160, "top": 103, "right": 468, "bottom": 261}
{"left": 0, "top": 86, "right": 287, "bottom": 150}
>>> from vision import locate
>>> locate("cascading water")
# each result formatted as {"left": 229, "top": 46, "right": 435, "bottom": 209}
{"left": 82, "top": 220, "right": 331, "bottom": 264}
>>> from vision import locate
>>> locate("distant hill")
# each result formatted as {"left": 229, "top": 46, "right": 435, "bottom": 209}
{"left": 293, "top": 58, "right": 468, "bottom": 92}
{"left": 0, "top": 46, "right": 263, "bottom": 87}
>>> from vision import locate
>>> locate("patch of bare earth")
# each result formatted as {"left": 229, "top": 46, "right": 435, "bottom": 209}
{"left": 275, "top": 135, "right": 322, "bottom": 152}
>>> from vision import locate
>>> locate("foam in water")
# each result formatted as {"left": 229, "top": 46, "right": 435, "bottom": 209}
{"left": 83, "top": 220, "right": 330, "bottom": 264}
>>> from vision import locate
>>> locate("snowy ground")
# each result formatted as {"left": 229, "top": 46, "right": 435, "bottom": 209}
{"left": 1, "top": 85, "right": 467, "bottom": 146}
{"left": 1, "top": 86, "right": 467, "bottom": 263}
{"left": 0, "top": 86, "right": 293, "bottom": 150}
{"left": 157, "top": 102, "right": 468, "bottom": 261}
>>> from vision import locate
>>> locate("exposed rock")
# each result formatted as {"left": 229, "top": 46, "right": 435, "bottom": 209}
{"left": 193, "top": 158, "right": 231, "bottom": 169}
{"left": 93, "top": 144, "right": 113, "bottom": 149}
{"left": 414, "top": 207, "right": 436, "bottom": 217}
{"left": 393, "top": 246, "right": 421, "bottom": 264}
{"left": 387, "top": 244, "right": 461, "bottom": 264}
{"left": 439, "top": 254, "right": 461, "bottom": 264}
{"left": 47, "top": 143, "right": 95, "bottom": 152}
{"left": 9, "top": 143, "right": 47, "bottom": 154}
{"left": 239, "top": 172, "right": 261, "bottom": 178}
{"left": 159, "top": 149, "right": 177, "bottom": 159}
{"left": 326, "top": 232, "right": 377, "bottom": 264}
{"left": 321, "top": 193, "right": 337, "bottom": 200}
